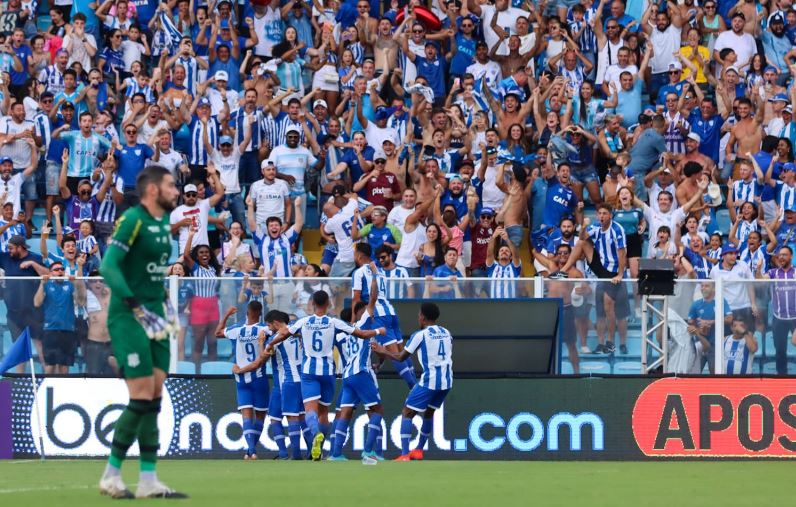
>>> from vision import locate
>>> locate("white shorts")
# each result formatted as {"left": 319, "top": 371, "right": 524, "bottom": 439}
{"left": 312, "top": 64, "right": 340, "bottom": 92}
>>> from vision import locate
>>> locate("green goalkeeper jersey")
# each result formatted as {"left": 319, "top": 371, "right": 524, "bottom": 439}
{"left": 100, "top": 205, "right": 173, "bottom": 315}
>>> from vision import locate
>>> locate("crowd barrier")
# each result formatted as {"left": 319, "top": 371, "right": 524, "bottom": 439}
{"left": 3, "top": 376, "right": 796, "bottom": 460}
{"left": 2, "top": 276, "right": 796, "bottom": 376}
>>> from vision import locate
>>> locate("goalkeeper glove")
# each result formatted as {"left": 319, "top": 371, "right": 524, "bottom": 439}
{"left": 128, "top": 300, "right": 170, "bottom": 341}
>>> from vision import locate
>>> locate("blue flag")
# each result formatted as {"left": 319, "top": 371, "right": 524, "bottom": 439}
{"left": 0, "top": 327, "right": 32, "bottom": 374}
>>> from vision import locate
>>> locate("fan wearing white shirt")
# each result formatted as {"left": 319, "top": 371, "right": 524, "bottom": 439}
{"left": 248, "top": 161, "right": 290, "bottom": 236}
{"left": 207, "top": 123, "right": 254, "bottom": 228}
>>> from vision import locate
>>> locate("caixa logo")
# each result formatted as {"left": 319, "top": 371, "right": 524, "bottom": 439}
{"left": 30, "top": 378, "right": 175, "bottom": 457}
{"left": 632, "top": 378, "right": 796, "bottom": 457}
{"left": 460, "top": 412, "right": 605, "bottom": 453}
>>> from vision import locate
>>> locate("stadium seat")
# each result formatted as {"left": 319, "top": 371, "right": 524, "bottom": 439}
{"left": 613, "top": 361, "right": 642, "bottom": 374}
{"left": 176, "top": 361, "right": 196, "bottom": 374}
{"left": 763, "top": 361, "right": 779, "bottom": 374}
{"left": 716, "top": 209, "right": 731, "bottom": 235}
{"left": 560, "top": 361, "right": 574, "bottom": 374}
{"left": 200, "top": 361, "right": 232, "bottom": 375}
{"left": 68, "top": 364, "right": 83, "bottom": 375}
{"left": 578, "top": 360, "right": 610, "bottom": 375}
{"left": 24, "top": 362, "right": 43, "bottom": 374}
{"left": 217, "top": 339, "right": 232, "bottom": 359}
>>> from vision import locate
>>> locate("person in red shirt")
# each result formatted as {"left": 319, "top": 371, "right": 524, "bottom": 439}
{"left": 469, "top": 207, "right": 496, "bottom": 277}
{"left": 352, "top": 148, "right": 401, "bottom": 209}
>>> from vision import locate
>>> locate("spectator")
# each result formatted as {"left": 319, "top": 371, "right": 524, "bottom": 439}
{"left": 723, "top": 316, "right": 758, "bottom": 374}
{"left": 0, "top": 101, "right": 37, "bottom": 229}
{"left": 84, "top": 275, "right": 117, "bottom": 375}
{"left": 170, "top": 168, "right": 226, "bottom": 255}
{"left": 248, "top": 160, "right": 290, "bottom": 235}
{"left": 33, "top": 258, "right": 87, "bottom": 374}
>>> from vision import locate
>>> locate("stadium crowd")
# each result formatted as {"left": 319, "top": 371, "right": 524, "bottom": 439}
{"left": 0, "top": 0, "right": 795, "bottom": 377}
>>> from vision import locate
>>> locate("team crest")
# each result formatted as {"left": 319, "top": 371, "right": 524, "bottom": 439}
{"left": 127, "top": 353, "right": 140, "bottom": 368}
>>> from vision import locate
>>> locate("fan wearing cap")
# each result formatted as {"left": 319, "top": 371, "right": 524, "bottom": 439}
{"left": 465, "top": 42, "right": 502, "bottom": 91}
{"left": 57, "top": 150, "right": 114, "bottom": 234}
{"left": 198, "top": 70, "right": 239, "bottom": 117}
{"left": 356, "top": 100, "right": 399, "bottom": 151}
{"left": 169, "top": 168, "right": 226, "bottom": 255}
{"left": 765, "top": 92, "right": 789, "bottom": 136}
{"left": 778, "top": 105, "right": 796, "bottom": 156}
{"left": 353, "top": 148, "right": 402, "bottom": 210}
{"left": 265, "top": 124, "right": 318, "bottom": 219}
{"left": 675, "top": 133, "right": 716, "bottom": 180}
{"left": 709, "top": 243, "right": 758, "bottom": 331}
{"left": 401, "top": 35, "right": 446, "bottom": 105}
{"left": 713, "top": 11, "right": 756, "bottom": 75}
{"left": 209, "top": 16, "right": 258, "bottom": 88}
{"left": 654, "top": 61, "right": 689, "bottom": 107}
{"left": 184, "top": 96, "right": 220, "bottom": 182}
{"left": 351, "top": 205, "right": 402, "bottom": 261}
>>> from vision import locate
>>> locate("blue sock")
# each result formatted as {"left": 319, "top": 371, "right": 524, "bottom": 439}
{"left": 305, "top": 411, "right": 319, "bottom": 437}
{"left": 400, "top": 417, "right": 413, "bottom": 456}
{"left": 365, "top": 414, "right": 383, "bottom": 453}
{"left": 319, "top": 422, "right": 330, "bottom": 439}
{"left": 253, "top": 419, "right": 264, "bottom": 452}
{"left": 375, "top": 432, "right": 384, "bottom": 457}
{"left": 416, "top": 418, "right": 432, "bottom": 450}
{"left": 300, "top": 419, "right": 313, "bottom": 450}
{"left": 393, "top": 359, "right": 416, "bottom": 387}
{"left": 269, "top": 420, "right": 287, "bottom": 457}
{"left": 243, "top": 419, "right": 256, "bottom": 455}
{"left": 327, "top": 418, "right": 338, "bottom": 455}
{"left": 287, "top": 421, "right": 302, "bottom": 459}
{"left": 332, "top": 419, "right": 349, "bottom": 457}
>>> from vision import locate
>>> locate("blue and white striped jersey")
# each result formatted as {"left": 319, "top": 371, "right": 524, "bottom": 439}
{"left": 336, "top": 309, "right": 375, "bottom": 379}
{"left": 289, "top": 314, "right": 356, "bottom": 376}
{"left": 736, "top": 219, "right": 759, "bottom": 247}
{"left": 188, "top": 116, "right": 219, "bottom": 165}
{"left": 255, "top": 228, "right": 299, "bottom": 278}
{"left": 225, "top": 322, "right": 268, "bottom": 384}
{"left": 776, "top": 181, "right": 796, "bottom": 211}
{"left": 406, "top": 325, "right": 453, "bottom": 390}
{"left": 723, "top": 335, "right": 754, "bottom": 374}
{"left": 76, "top": 235, "right": 97, "bottom": 255}
{"left": 190, "top": 263, "right": 219, "bottom": 297}
{"left": 268, "top": 332, "right": 302, "bottom": 385}
{"left": 351, "top": 265, "right": 396, "bottom": 317}
{"left": 175, "top": 56, "right": 200, "bottom": 96}
{"left": 739, "top": 246, "right": 769, "bottom": 273}
{"left": 230, "top": 107, "right": 264, "bottom": 152}
{"left": 732, "top": 179, "right": 759, "bottom": 208}
{"left": 380, "top": 266, "right": 411, "bottom": 299}
{"left": 92, "top": 171, "right": 124, "bottom": 223}
{"left": 33, "top": 112, "right": 51, "bottom": 156}
{"left": 586, "top": 221, "right": 627, "bottom": 274}
{"left": 487, "top": 261, "right": 521, "bottom": 299}
{"left": 38, "top": 65, "right": 65, "bottom": 95}
{"left": 0, "top": 219, "right": 25, "bottom": 252}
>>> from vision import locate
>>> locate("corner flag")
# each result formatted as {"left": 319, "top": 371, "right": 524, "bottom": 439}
{"left": 0, "top": 327, "right": 32, "bottom": 374}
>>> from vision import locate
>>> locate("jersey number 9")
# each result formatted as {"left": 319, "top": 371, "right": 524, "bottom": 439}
{"left": 245, "top": 342, "right": 257, "bottom": 362}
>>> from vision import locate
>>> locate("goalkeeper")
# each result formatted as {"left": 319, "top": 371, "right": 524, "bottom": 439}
{"left": 98, "top": 166, "right": 186, "bottom": 499}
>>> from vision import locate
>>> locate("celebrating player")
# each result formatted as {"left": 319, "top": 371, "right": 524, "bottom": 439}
{"left": 265, "top": 290, "right": 386, "bottom": 460}
{"left": 351, "top": 242, "right": 417, "bottom": 387}
{"left": 372, "top": 302, "right": 453, "bottom": 461}
{"left": 330, "top": 263, "right": 385, "bottom": 463}
{"left": 215, "top": 303, "right": 269, "bottom": 460}
{"left": 98, "top": 166, "right": 186, "bottom": 499}
{"left": 263, "top": 310, "right": 309, "bottom": 460}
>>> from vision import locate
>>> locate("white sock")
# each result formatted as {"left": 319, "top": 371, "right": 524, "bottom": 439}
{"left": 103, "top": 463, "right": 121, "bottom": 478}
{"left": 140, "top": 471, "right": 157, "bottom": 484}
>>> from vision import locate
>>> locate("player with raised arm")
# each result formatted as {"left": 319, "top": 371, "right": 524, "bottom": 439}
{"left": 97, "top": 165, "right": 186, "bottom": 499}
{"left": 265, "top": 290, "right": 386, "bottom": 460}
{"left": 215, "top": 302, "right": 269, "bottom": 460}
{"left": 329, "top": 262, "right": 386, "bottom": 463}
{"left": 372, "top": 302, "right": 453, "bottom": 461}
{"left": 351, "top": 242, "right": 416, "bottom": 387}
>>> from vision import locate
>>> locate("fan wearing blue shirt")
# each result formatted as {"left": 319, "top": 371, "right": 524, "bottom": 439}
{"left": 402, "top": 36, "right": 447, "bottom": 106}
{"left": 542, "top": 163, "right": 582, "bottom": 229}
{"left": 688, "top": 281, "right": 732, "bottom": 373}
{"left": 430, "top": 247, "right": 462, "bottom": 299}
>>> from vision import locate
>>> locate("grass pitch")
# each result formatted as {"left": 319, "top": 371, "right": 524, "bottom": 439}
{"left": 0, "top": 459, "right": 792, "bottom": 506}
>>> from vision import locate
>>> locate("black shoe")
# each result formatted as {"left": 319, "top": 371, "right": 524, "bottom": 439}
{"left": 605, "top": 341, "right": 616, "bottom": 354}
{"left": 620, "top": 344, "right": 628, "bottom": 355}
{"left": 591, "top": 344, "right": 605, "bottom": 354}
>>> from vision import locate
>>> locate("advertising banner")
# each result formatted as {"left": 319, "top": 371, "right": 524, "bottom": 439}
{"left": 4, "top": 376, "right": 796, "bottom": 460}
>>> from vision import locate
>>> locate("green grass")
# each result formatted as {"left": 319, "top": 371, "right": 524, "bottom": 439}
{"left": 0, "top": 460, "right": 793, "bottom": 506}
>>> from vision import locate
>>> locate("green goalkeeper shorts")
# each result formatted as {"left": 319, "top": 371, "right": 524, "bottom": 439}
{"left": 108, "top": 310, "right": 171, "bottom": 378}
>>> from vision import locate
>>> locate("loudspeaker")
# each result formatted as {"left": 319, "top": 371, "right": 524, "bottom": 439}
{"left": 638, "top": 258, "right": 675, "bottom": 296}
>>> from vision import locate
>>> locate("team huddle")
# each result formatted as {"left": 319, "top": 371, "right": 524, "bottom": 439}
{"left": 218, "top": 241, "right": 454, "bottom": 463}
{"left": 97, "top": 168, "right": 453, "bottom": 499}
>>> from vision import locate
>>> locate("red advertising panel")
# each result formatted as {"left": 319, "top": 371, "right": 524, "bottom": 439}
{"left": 633, "top": 378, "right": 796, "bottom": 458}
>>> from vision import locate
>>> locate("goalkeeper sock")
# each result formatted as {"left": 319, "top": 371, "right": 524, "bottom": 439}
{"left": 400, "top": 417, "right": 413, "bottom": 456}
{"left": 107, "top": 398, "right": 148, "bottom": 473}
{"left": 269, "top": 420, "right": 288, "bottom": 458}
{"left": 138, "top": 398, "right": 161, "bottom": 482}
{"left": 416, "top": 418, "right": 432, "bottom": 450}
{"left": 331, "top": 418, "right": 349, "bottom": 457}
{"left": 287, "top": 421, "right": 302, "bottom": 459}
{"left": 243, "top": 419, "right": 256, "bottom": 455}
{"left": 364, "top": 414, "right": 383, "bottom": 454}
{"left": 393, "top": 359, "right": 417, "bottom": 387}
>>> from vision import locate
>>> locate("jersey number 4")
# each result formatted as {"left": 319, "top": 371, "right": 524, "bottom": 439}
{"left": 437, "top": 341, "right": 446, "bottom": 359}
